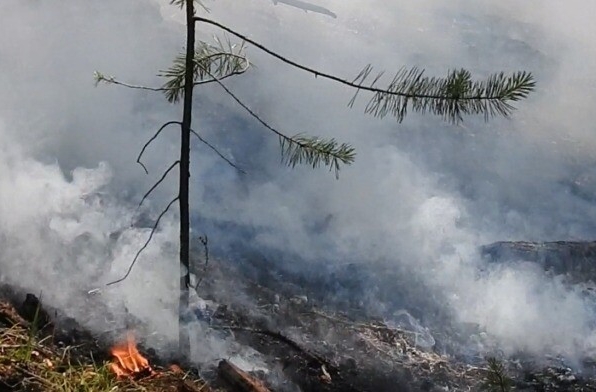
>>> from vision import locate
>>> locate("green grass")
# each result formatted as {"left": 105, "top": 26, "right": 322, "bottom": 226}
{"left": 0, "top": 308, "right": 211, "bottom": 392}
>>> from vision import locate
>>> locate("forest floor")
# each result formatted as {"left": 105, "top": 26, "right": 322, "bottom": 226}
{"left": 4, "top": 239, "right": 596, "bottom": 391}
{"left": 0, "top": 297, "right": 212, "bottom": 392}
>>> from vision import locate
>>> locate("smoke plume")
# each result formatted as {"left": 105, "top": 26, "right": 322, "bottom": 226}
{"left": 1, "top": 0, "right": 596, "bottom": 366}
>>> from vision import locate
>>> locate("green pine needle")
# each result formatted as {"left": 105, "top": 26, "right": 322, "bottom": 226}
{"left": 350, "top": 65, "right": 535, "bottom": 123}
{"left": 280, "top": 135, "right": 356, "bottom": 178}
{"left": 159, "top": 38, "right": 249, "bottom": 103}
{"left": 169, "top": 0, "right": 209, "bottom": 12}
{"left": 483, "top": 357, "right": 513, "bottom": 392}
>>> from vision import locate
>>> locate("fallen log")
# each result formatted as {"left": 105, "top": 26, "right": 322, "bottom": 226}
{"left": 214, "top": 325, "right": 333, "bottom": 369}
{"left": 218, "top": 359, "right": 271, "bottom": 392}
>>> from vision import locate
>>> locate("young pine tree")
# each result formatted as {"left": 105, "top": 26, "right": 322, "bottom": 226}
{"left": 97, "top": 0, "right": 535, "bottom": 360}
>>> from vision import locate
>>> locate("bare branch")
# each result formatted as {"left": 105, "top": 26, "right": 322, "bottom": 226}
{"left": 193, "top": 235, "right": 209, "bottom": 289}
{"left": 200, "top": 67, "right": 354, "bottom": 176}
{"left": 137, "top": 121, "right": 182, "bottom": 174}
{"left": 94, "top": 72, "right": 166, "bottom": 92}
{"left": 138, "top": 160, "right": 180, "bottom": 209}
{"left": 106, "top": 196, "right": 179, "bottom": 286}
{"left": 190, "top": 129, "right": 245, "bottom": 174}
{"left": 208, "top": 74, "right": 283, "bottom": 137}
{"left": 94, "top": 57, "right": 247, "bottom": 94}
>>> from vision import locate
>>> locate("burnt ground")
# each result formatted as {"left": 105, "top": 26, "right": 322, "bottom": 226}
{"left": 482, "top": 241, "right": 596, "bottom": 283}
{"left": 191, "top": 261, "right": 478, "bottom": 391}
{"left": 188, "top": 244, "right": 596, "bottom": 392}
{"left": 3, "top": 241, "right": 596, "bottom": 391}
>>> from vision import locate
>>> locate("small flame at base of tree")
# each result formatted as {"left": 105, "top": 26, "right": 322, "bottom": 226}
{"left": 109, "top": 331, "right": 154, "bottom": 378}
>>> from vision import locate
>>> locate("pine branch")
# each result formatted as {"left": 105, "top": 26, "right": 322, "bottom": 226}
{"left": 202, "top": 67, "right": 355, "bottom": 178}
{"left": 360, "top": 67, "right": 535, "bottom": 122}
{"left": 194, "top": 17, "right": 535, "bottom": 123}
{"left": 94, "top": 67, "right": 241, "bottom": 92}
{"left": 170, "top": 0, "right": 208, "bottom": 12}
{"left": 280, "top": 135, "right": 355, "bottom": 177}
{"left": 483, "top": 357, "right": 513, "bottom": 392}
{"left": 159, "top": 39, "right": 250, "bottom": 103}
{"left": 94, "top": 71, "right": 166, "bottom": 93}
{"left": 106, "top": 196, "right": 179, "bottom": 286}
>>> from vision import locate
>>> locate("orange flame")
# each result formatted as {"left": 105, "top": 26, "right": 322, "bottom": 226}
{"left": 109, "top": 331, "right": 153, "bottom": 378}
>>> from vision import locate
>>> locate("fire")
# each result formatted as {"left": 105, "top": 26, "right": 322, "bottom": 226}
{"left": 109, "top": 331, "right": 153, "bottom": 378}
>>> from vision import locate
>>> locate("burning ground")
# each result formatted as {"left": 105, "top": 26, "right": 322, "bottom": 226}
{"left": 3, "top": 252, "right": 596, "bottom": 392}
{"left": 0, "top": 294, "right": 210, "bottom": 391}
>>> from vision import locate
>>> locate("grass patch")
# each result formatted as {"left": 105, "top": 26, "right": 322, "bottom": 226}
{"left": 0, "top": 302, "right": 211, "bottom": 392}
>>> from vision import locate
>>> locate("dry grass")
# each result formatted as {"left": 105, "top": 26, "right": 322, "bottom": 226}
{"left": 0, "top": 302, "right": 211, "bottom": 392}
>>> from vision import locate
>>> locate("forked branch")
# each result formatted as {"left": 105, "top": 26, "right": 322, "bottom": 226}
{"left": 137, "top": 121, "right": 182, "bottom": 174}
{"left": 138, "top": 160, "right": 180, "bottom": 208}
{"left": 134, "top": 120, "right": 244, "bottom": 176}
{"left": 107, "top": 196, "right": 179, "bottom": 286}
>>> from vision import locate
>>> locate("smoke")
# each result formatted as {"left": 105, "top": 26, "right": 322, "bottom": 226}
{"left": 2, "top": 0, "right": 596, "bottom": 367}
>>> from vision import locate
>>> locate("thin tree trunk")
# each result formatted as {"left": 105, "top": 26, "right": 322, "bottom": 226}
{"left": 179, "top": 0, "right": 195, "bottom": 360}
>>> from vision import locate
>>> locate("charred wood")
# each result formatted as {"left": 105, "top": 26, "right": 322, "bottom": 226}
{"left": 218, "top": 359, "right": 271, "bottom": 392}
{"left": 215, "top": 325, "right": 333, "bottom": 370}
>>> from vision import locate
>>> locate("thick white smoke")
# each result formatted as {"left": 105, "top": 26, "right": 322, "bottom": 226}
{"left": 1, "top": 0, "right": 596, "bottom": 365}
